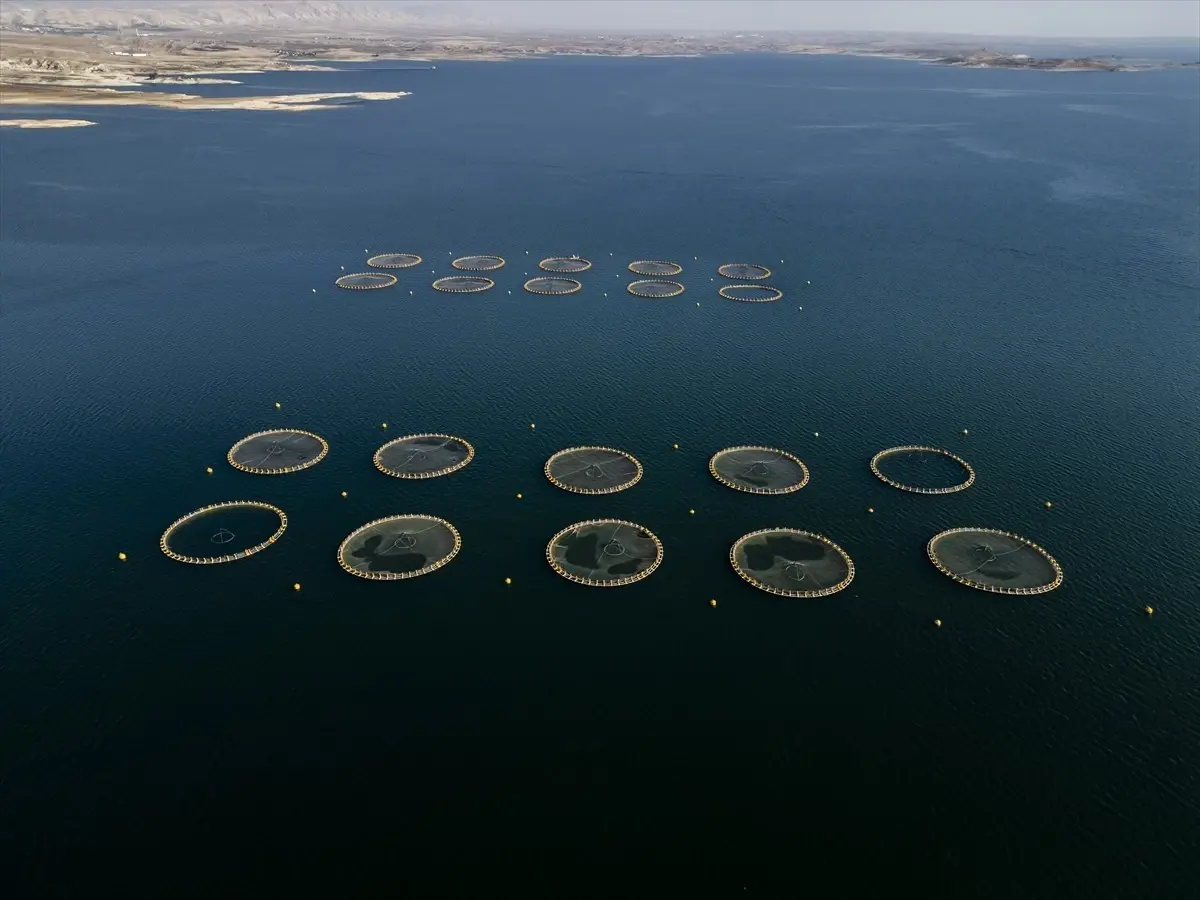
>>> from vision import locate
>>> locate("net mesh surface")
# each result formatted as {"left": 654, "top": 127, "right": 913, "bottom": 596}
{"left": 628, "top": 280, "right": 684, "bottom": 298}
{"left": 432, "top": 276, "right": 494, "bottom": 293}
{"left": 718, "top": 263, "right": 772, "bottom": 280}
{"left": 547, "top": 519, "right": 663, "bottom": 586}
{"left": 374, "top": 434, "right": 474, "bottom": 479}
{"left": 367, "top": 252, "right": 422, "bottom": 269}
{"left": 160, "top": 501, "right": 287, "bottom": 564}
{"left": 545, "top": 446, "right": 643, "bottom": 494}
{"left": 871, "top": 446, "right": 975, "bottom": 494}
{"left": 336, "top": 272, "right": 397, "bottom": 290}
{"left": 228, "top": 429, "right": 328, "bottom": 474}
{"left": 629, "top": 260, "right": 683, "bottom": 276}
{"left": 709, "top": 446, "right": 809, "bottom": 494}
{"left": 731, "top": 529, "right": 854, "bottom": 597}
{"left": 451, "top": 255, "right": 505, "bottom": 272}
{"left": 928, "top": 528, "right": 1063, "bottom": 594}
{"left": 338, "top": 514, "right": 461, "bottom": 580}
{"left": 524, "top": 277, "right": 582, "bottom": 295}
{"left": 718, "top": 284, "right": 782, "bottom": 302}
{"left": 540, "top": 257, "right": 592, "bottom": 273}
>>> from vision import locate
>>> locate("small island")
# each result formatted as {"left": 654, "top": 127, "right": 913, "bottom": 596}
{"left": 0, "top": 117, "right": 96, "bottom": 128}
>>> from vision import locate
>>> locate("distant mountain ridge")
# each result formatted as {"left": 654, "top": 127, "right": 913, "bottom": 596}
{"left": 0, "top": 1, "right": 488, "bottom": 32}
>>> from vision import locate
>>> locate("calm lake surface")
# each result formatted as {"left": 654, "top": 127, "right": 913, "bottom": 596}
{"left": 2, "top": 54, "right": 1198, "bottom": 896}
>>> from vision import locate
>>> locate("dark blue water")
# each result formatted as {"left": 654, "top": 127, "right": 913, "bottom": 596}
{"left": 2, "top": 55, "right": 1198, "bottom": 896}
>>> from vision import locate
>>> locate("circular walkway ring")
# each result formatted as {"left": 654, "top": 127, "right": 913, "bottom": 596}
{"left": 927, "top": 527, "right": 1063, "bottom": 595}
{"left": 524, "top": 277, "right": 583, "bottom": 296}
{"left": 433, "top": 276, "right": 494, "bottom": 293}
{"left": 730, "top": 528, "right": 855, "bottom": 598}
{"left": 717, "top": 263, "right": 773, "bottom": 280}
{"left": 546, "top": 518, "right": 664, "bottom": 587}
{"left": 628, "top": 279, "right": 684, "bottom": 298}
{"left": 539, "top": 257, "right": 592, "bottom": 273}
{"left": 870, "top": 445, "right": 975, "bottom": 494}
{"left": 160, "top": 501, "right": 287, "bottom": 565}
{"left": 337, "top": 514, "right": 462, "bottom": 581}
{"left": 374, "top": 433, "right": 475, "bottom": 479}
{"left": 227, "top": 428, "right": 329, "bottom": 475}
{"left": 367, "top": 252, "right": 423, "bottom": 269}
{"left": 545, "top": 446, "right": 644, "bottom": 495}
{"left": 451, "top": 255, "right": 506, "bottom": 272}
{"left": 719, "top": 284, "right": 783, "bottom": 302}
{"left": 336, "top": 272, "right": 397, "bottom": 290}
{"left": 709, "top": 445, "right": 810, "bottom": 494}
{"left": 629, "top": 260, "right": 683, "bottom": 276}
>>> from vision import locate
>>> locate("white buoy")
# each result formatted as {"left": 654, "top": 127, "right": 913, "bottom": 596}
{"left": 312, "top": 289, "right": 317, "bottom": 293}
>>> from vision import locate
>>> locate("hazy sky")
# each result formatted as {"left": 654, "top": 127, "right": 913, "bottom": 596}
{"left": 456, "top": 0, "right": 1200, "bottom": 39}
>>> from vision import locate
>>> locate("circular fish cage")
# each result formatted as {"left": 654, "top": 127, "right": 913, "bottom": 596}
{"left": 367, "top": 252, "right": 422, "bottom": 269}
{"left": 432, "top": 275, "right": 494, "bottom": 293}
{"left": 338, "top": 514, "right": 461, "bottom": 580}
{"left": 451, "top": 255, "right": 506, "bottom": 272}
{"left": 870, "top": 445, "right": 975, "bottom": 494}
{"left": 927, "top": 528, "right": 1063, "bottom": 595}
{"left": 718, "top": 284, "right": 783, "bottom": 302}
{"left": 629, "top": 260, "right": 683, "bottom": 276}
{"left": 374, "top": 433, "right": 474, "bottom": 479}
{"left": 540, "top": 257, "right": 592, "bottom": 273}
{"left": 336, "top": 272, "right": 397, "bottom": 290}
{"left": 709, "top": 446, "right": 810, "bottom": 494}
{"left": 160, "top": 500, "right": 287, "bottom": 565}
{"left": 628, "top": 280, "right": 684, "bottom": 298}
{"left": 227, "top": 429, "right": 329, "bottom": 475}
{"left": 547, "top": 519, "right": 664, "bottom": 587}
{"left": 544, "top": 446, "right": 643, "bottom": 495}
{"left": 524, "top": 277, "right": 583, "bottom": 296}
{"left": 717, "top": 263, "right": 772, "bottom": 280}
{"left": 730, "top": 528, "right": 855, "bottom": 598}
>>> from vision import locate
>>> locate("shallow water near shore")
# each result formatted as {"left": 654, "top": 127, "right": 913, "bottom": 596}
{"left": 2, "top": 54, "right": 1198, "bottom": 894}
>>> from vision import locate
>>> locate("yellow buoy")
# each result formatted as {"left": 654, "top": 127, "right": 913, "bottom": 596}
{"left": 1045, "top": 501, "right": 1053, "bottom": 509}
{"left": 206, "top": 466, "right": 213, "bottom": 475}
{"left": 530, "top": 423, "right": 535, "bottom": 429}
{"left": 868, "top": 508, "right": 874, "bottom": 513}
{"left": 293, "top": 583, "right": 301, "bottom": 591}
{"left": 382, "top": 422, "right": 388, "bottom": 429}
{"left": 1145, "top": 606, "right": 1154, "bottom": 616}
{"left": 341, "top": 491, "right": 347, "bottom": 498}
{"left": 504, "top": 577, "right": 512, "bottom": 585}
{"left": 516, "top": 492, "right": 523, "bottom": 499}
{"left": 689, "top": 509, "right": 695, "bottom": 515}
{"left": 118, "top": 552, "right": 127, "bottom": 561}
{"left": 275, "top": 402, "right": 281, "bottom": 409}
{"left": 673, "top": 443, "right": 679, "bottom": 450}
{"left": 934, "top": 619, "right": 942, "bottom": 627}
{"left": 710, "top": 599, "right": 717, "bottom": 607}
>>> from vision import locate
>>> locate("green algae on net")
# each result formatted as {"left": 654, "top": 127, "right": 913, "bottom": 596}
{"left": 730, "top": 528, "right": 855, "bottom": 597}
{"left": 338, "top": 514, "right": 461, "bottom": 580}
{"left": 227, "top": 429, "right": 328, "bottom": 475}
{"left": 374, "top": 434, "right": 475, "bottom": 479}
{"left": 709, "top": 446, "right": 810, "bottom": 494}
{"left": 336, "top": 272, "right": 397, "bottom": 290}
{"left": 927, "top": 528, "right": 1063, "bottom": 595}
{"left": 544, "top": 446, "right": 643, "bottom": 494}
{"left": 547, "top": 519, "right": 663, "bottom": 586}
